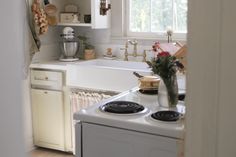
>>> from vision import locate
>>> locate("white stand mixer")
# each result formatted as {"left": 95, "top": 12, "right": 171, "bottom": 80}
{"left": 59, "top": 27, "right": 79, "bottom": 62}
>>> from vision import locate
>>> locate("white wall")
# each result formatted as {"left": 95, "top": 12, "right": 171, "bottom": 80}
{"left": 0, "top": 1, "right": 26, "bottom": 157}
{"left": 216, "top": 1, "right": 236, "bottom": 156}
{"left": 31, "top": 27, "right": 62, "bottom": 62}
{"left": 185, "top": 0, "right": 236, "bottom": 157}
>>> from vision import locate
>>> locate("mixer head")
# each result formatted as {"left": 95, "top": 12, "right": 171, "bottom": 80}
{"left": 61, "top": 27, "right": 75, "bottom": 40}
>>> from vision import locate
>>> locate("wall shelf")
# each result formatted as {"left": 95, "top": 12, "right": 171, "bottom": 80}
{"left": 57, "top": 22, "right": 92, "bottom": 27}
{"left": 56, "top": 0, "right": 110, "bottom": 29}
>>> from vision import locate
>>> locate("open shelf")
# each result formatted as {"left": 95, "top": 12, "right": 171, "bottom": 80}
{"left": 57, "top": 22, "right": 92, "bottom": 27}
{"left": 54, "top": 0, "right": 109, "bottom": 29}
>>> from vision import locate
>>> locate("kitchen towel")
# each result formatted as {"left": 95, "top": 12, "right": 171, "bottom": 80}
{"left": 22, "top": 0, "right": 41, "bottom": 79}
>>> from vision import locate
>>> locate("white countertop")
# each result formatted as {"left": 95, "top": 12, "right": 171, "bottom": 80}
{"left": 30, "top": 60, "right": 79, "bottom": 71}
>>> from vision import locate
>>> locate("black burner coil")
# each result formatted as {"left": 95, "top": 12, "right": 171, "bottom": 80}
{"left": 151, "top": 111, "right": 182, "bottom": 122}
{"left": 178, "top": 94, "right": 185, "bottom": 101}
{"left": 101, "top": 101, "right": 145, "bottom": 114}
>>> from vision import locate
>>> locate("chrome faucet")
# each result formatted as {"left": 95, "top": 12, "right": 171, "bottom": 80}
{"left": 120, "top": 39, "right": 147, "bottom": 62}
{"left": 120, "top": 41, "right": 129, "bottom": 61}
{"left": 128, "top": 39, "right": 138, "bottom": 57}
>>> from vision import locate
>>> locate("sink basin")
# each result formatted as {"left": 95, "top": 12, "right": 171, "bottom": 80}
{"left": 75, "top": 59, "right": 150, "bottom": 72}
{"left": 67, "top": 59, "right": 152, "bottom": 92}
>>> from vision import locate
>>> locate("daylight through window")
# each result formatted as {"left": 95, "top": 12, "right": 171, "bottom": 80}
{"left": 128, "top": 0, "right": 187, "bottom": 36}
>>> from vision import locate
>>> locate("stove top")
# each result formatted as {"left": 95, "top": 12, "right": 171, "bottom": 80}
{"left": 100, "top": 101, "right": 145, "bottom": 114}
{"left": 151, "top": 110, "right": 182, "bottom": 122}
{"left": 75, "top": 88, "right": 185, "bottom": 139}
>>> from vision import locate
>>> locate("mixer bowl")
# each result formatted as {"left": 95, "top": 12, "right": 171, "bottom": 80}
{"left": 60, "top": 41, "right": 78, "bottom": 58}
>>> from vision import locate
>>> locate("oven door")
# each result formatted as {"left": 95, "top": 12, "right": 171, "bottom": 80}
{"left": 79, "top": 122, "right": 181, "bottom": 157}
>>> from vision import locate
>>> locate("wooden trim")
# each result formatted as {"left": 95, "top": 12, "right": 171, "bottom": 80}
{"left": 185, "top": 0, "right": 221, "bottom": 156}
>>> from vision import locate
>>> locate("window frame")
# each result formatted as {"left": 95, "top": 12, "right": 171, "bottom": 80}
{"left": 125, "top": 0, "right": 187, "bottom": 40}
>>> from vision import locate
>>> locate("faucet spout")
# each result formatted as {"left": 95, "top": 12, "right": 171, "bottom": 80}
{"left": 128, "top": 39, "right": 138, "bottom": 57}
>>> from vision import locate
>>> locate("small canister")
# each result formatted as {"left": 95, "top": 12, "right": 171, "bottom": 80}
{"left": 84, "top": 49, "right": 95, "bottom": 60}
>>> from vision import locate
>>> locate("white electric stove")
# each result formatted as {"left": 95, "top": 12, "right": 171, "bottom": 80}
{"left": 74, "top": 87, "right": 185, "bottom": 157}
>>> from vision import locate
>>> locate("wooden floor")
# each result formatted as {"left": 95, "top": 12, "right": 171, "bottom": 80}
{"left": 30, "top": 148, "right": 75, "bottom": 157}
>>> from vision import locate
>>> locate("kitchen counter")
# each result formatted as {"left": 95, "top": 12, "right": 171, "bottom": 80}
{"left": 30, "top": 59, "right": 153, "bottom": 92}
{"left": 30, "top": 60, "right": 79, "bottom": 71}
{"left": 30, "top": 59, "right": 186, "bottom": 92}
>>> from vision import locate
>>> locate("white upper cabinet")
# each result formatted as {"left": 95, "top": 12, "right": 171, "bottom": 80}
{"left": 91, "top": 0, "right": 110, "bottom": 29}
{"left": 57, "top": 0, "right": 110, "bottom": 29}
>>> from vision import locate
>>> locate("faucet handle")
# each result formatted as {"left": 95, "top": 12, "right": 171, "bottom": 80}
{"left": 128, "top": 39, "right": 138, "bottom": 45}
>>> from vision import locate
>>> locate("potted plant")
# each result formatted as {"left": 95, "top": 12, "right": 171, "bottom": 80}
{"left": 78, "top": 35, "right": 95, "bottom": 60}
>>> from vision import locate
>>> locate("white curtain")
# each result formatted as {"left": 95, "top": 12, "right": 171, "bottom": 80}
{"left": 70, "top": 90, "right": 113, "bottom": 153}
{"left": 70, "top": 91, "right": 112, "bottom": 113}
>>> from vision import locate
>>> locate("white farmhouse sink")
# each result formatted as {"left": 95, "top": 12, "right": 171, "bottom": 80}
{"left": 67, "top": 59, "right": 152, "bottom": 92}
{"left": 75, "top": 59, "right": 150, "bottom": 71}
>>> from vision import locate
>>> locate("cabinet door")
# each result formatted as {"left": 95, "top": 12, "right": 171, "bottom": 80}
{"left": 31, "top": 89, "right": 65, "bottom": 150}
{"left": 91, "top": 0, "right": 110, "bottom": 29}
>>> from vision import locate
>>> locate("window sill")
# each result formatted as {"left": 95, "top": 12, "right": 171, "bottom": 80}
{"left": 111, "top": 35, "right": 186, "bottom": 43}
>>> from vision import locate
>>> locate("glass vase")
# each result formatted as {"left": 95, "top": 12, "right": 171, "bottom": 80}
{"left": 158, "top": 74, "right": 178, "bottom": 108}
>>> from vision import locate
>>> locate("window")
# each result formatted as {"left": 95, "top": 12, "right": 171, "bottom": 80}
{"left": 127, "top": 0, "right": 187, "bottom": 39}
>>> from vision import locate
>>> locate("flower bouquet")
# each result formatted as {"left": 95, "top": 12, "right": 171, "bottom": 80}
{"left": 146, "top": 42, "right": 184, "bottom": 107}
